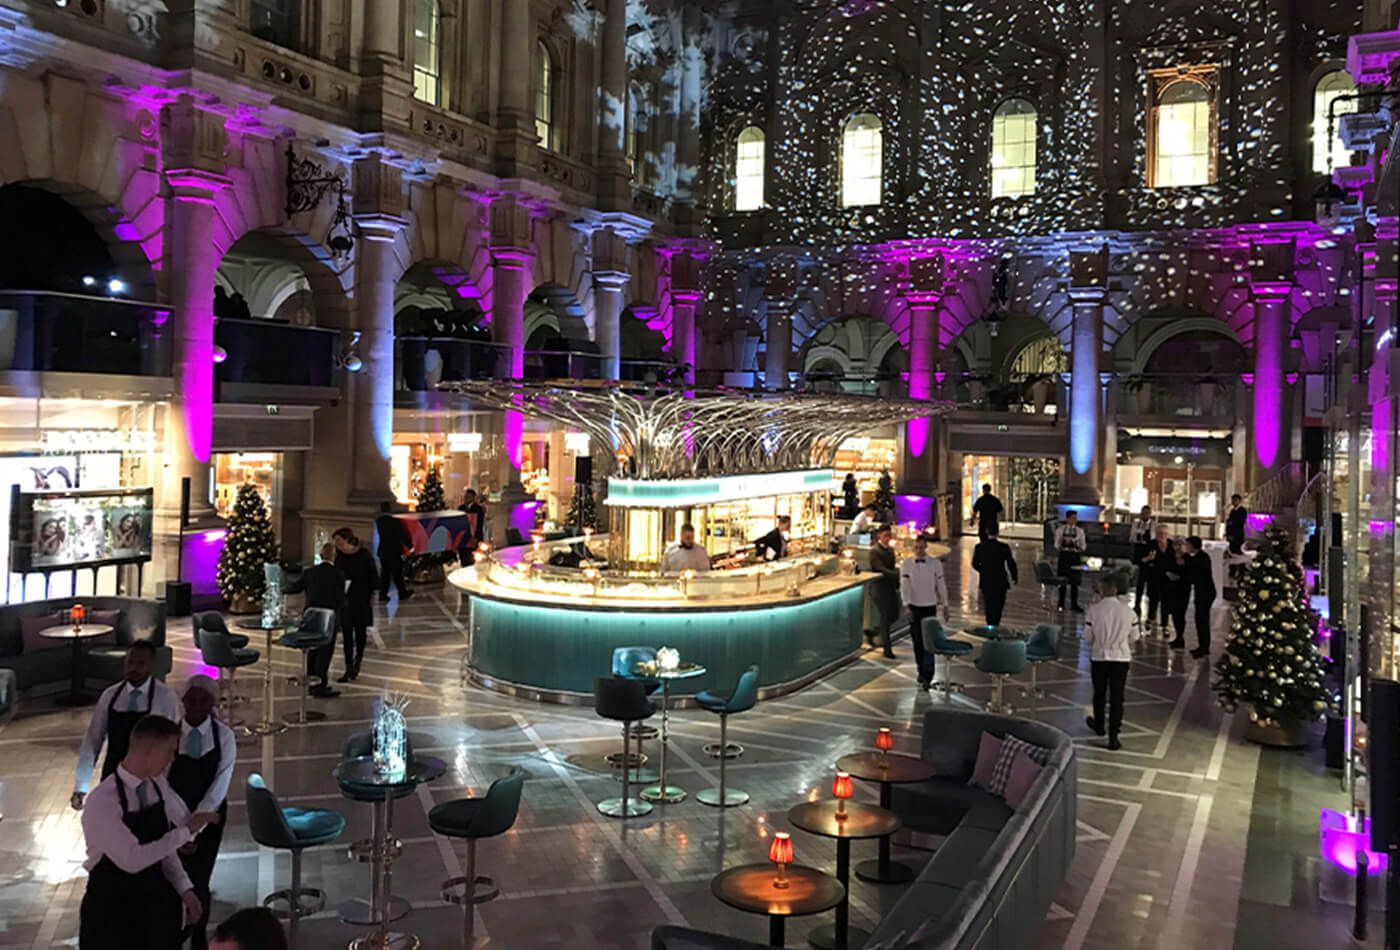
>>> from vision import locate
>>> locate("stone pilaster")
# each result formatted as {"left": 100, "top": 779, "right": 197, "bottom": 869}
{"left": 1059, "top": 247, "right": 1109, "bottom": 513}
{"left": 592, "top": 227, "right": 630, "bottom": 381}
{"left": 596, "top": 0, "right": 630, "bottom": 209}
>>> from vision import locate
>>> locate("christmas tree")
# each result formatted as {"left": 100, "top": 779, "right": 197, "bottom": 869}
{"left": 216, "top": 484, "right": 279, "bottom": 604}
{"left": 417, "top": 466, "right": 447, "bottom": 512}
{"left": 1213, "top": 527, "right": 1328, "bottom": 726}
{"left": 565, "top": 479, "right": 599, "bottom": 531}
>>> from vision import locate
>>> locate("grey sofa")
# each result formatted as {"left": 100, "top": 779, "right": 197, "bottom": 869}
{"left": 0, "top": 597, "right": 171, "bottom": 693}
{"left": 652, "top": 708, "right": 1076, "bottom": 950}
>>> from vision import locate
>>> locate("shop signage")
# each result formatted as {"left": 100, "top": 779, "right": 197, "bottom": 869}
{"left": 1117, "top": 435, "right": 1231, "bottom": 468}
{"left": 447, "top": 432, "right": 483, "bottom": 453}
{"left": 41, "top": 429, "right": 156, "bottom": 454}
{"left": 607, "top": 469, "right": 835, "bottom": 509}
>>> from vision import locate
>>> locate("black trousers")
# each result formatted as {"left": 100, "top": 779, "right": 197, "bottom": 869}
{"left": 1194, "top": 593, "right": 1215, "bottom": 651}
{"left": 308, "top": 628, "right": 338, "bottom": 684}
{"left": 908, "top": 604, "right": 938, "bottom": 681}
{"left": 983, "top": 587, "right": 1007, "bottom": 626}
{"left": 1168, "top": 596, "right": 1188, "bottom": 640}
{"left": 1146, "top": 578, "right": 1171, "bottom": 627}
{"left": 873, "top": 592, "right": 898, "bottom": 652}
{"left": 378, "top": 553, "right": 408, "bottom": 597}
{"left": 1090, "top": 661, "right": 1130, "bottom": 739}
{"left": 1134, "top": 567, "right": 1150, "bottom": 613}
{"left": 1057, "top": 553, "right": 1082, "bottom": 607}
{"left": 342, "top": 614, "right": 368, "bottom": 673}
{"left": 181, "top": 802, "right": 227, "bottom": 950}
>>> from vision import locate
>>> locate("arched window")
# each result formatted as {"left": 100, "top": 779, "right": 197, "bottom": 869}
{"left": 841, "top": 113, "right": 883, "bottom": 207}
{"left": 535, "top": 41, "right": 555, "bottom": 151}
{"left": 1313, "top": 70, "right": 1357, "bottom": 174}
{"left": 626, "top": 85, "right": 645, "bottom": 182}
{"left": 1148, "top": 71, "right": 1216, "bottom": 188}
{"left": 412, "top": 0, "right": 442, "bottom": 106}
{"left": 990, "top": 99, "right": 1037, "bottom": 198}
{"left": 734, "top": 126, "right": 765, "bottom": 211}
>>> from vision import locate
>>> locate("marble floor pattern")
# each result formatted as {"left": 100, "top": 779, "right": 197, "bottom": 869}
{"left": 0, "top": 539, "right": 1358, "bottom": 949}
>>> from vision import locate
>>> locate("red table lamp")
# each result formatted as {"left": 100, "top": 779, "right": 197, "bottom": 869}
{"left": 71, "top": 603, "right": 86, "bottom": 631}
{"left": 769, "top": 831, "right": 793, "bottom": 888}
{"left": 833, "top": 771, "right": 854, "bottom": 818}
{"left": 875, "top": 727, "right": 894, "bottom": 762}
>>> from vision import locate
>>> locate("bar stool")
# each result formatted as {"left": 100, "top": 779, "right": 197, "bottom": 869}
{"left": 608, "top": 647, "right": 660, "bottom": 771}
{"left": 926, "top": 624, "right": 973, "bottom": 700}
{"left": 281, "top": 607, "right": 335, "bottom": 726}
{"left": 695, "top": 665, "right": 758, "bottom": 808}
{"left": 194, "top": 612, "right": 250, "bottom": 705}
{"left": 975, "top": 638, "right": 1027, "bottom": 714}
{"left": 1021, "top": 624, "right": 1060, "bottom": 698}
{"left": 246, "top": 773, "right": 345, "bottom": 945}
{"left": 429, "top": 767, "right": 526, "bottom": 946}
{"left": 337, "top": 731, "right": 418, "bottom": 925}
{"left": 593, "top": 676, "right": 656, "bottom": 818}
{"left": 196, "top": 629, "right": 260, "bottom": 730}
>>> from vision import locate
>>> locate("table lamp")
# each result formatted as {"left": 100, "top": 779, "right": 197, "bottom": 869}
{"left": 769, "top": 831, "right": 793, "bottom": 889}
{"left": 833, "top": 771, "right": 853, "bottom": 819}
{"left": 876, "top": 727, "right": 893, "bottom": 763}
{"left": 71, "top": 603, "right": 85, "bottom": 631}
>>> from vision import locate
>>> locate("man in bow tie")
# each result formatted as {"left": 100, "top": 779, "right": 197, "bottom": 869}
{"left": 899, "top": 534, "right": 949, "bottom": 689}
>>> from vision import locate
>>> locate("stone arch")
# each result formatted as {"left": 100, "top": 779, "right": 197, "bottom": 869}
{"left": 797, "top": 315, "right": 906, "bottom": 395}
{"left": 621, "top": 304, "right": 667, "bottom": 361}
{"left": 394, "top": 259, "right": 485, "bottom": 325}
{"left": 527, "top": 283, "right": 591, "bottom": 348}
{"left": 1128, "top": 316, "right": 1242, "bottom": 375}
{"left": 215, "top": 228, "right": 352, "bottom": 329}
{"left": 1002, "top": 330, "right": 1066, "bottom": 379}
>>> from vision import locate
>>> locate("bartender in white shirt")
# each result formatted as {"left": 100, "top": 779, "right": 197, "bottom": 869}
{"left": 899, "top": 534, "right": 950, "bottom": 690}
{"left": 72, "top": 640, "right": 180, "bottom": 810}
{"left": 171, "top": 676, "right": 236, "bottom": 950}
{"left": 660, "top": 523, "right": 712, "bottom": 576}
{"left": 79, "top": 713, "right": 220, "bottom": 949}
{"left": 846, "top": 504, "right": 880, "bottom": 541}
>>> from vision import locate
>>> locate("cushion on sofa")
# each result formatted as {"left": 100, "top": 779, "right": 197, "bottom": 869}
{"left": 1004, "top": 749, "right": 1043, "bottom": 810}
{"left": 19, "top": 614, "right": 65, "bottom": 653}
{"left": 968, "top": 731, "right": 1003, "bottom": 791}
{"left": 987, "top": 734, "right": 1050, "bottom": 797}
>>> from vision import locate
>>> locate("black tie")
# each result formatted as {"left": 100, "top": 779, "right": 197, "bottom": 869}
{"left": 916, "top": 559, "right": 926, "bottom": 563}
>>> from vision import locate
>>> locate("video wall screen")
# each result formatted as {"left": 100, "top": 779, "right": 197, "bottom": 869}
{"left": 10, "top": 487, "right": 155, "bottom": 572}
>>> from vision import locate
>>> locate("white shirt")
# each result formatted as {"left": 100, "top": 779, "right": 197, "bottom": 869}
{"left": 847, "top": 511, "right": 878, "bottom": 539}
{"left": 75, "top": 678, "right": 181, "bottom": 794}
{"left": 1054, "top": 523, "right": 1086, "bottom": 553}
{"left": 1129, "top": 517, "right": 1156, "bottom": 545}
{"left": 899, "top": 555, "right": 949, "bottom": 608}
{"left": 179, "top": 716, "right": 238, "bottom": 815}
{"left": 1083, "top": 596, "right": 1142, "bottom": 662}
{"left": 82, "top": 766, "right": 194, "bottom": 895}
{"left": 660, "top": 542, "right": 711, "bottom": 576}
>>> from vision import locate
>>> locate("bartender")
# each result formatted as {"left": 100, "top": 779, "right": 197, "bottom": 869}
{"left": 171, "top": 676, "right": 236, "bottom": 950}
{"left": 79, "top": 714, "right": 220, "bottom": 949}
{"left": 661, "top": 523, "right": 712, "bottom": 575}
{"left": 72, "top": 640, "right": 181, "bottom": 810}
{"left": 754, "top": 515, "right": 791, "bottom": 561}
{"left": 846, "top": 504, "right": 880, "bottom": 541}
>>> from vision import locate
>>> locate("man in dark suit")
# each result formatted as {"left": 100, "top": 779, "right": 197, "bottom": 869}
{"left": 460, "top": 488, "right": 487, "bottom": 559}
{"left": 283, "top": 543, "right": 345, "bottom": 697}
{"left": 972, "top": 525, "right": 1018, "bottom": 627}
{"left": 1225, "top": 494, "right": 1247, "bottom": 555}
{"left": 374, "top": 502, "right": 413, "bottom": 602}
{"left": 753, "top": 515, "right": 791, "bottom": 561}
{"left": 867, "top": 524, "right": 900, "bottom": 659}
{"left": 1182, "top": 536, "right": 1216, "bottom": 659}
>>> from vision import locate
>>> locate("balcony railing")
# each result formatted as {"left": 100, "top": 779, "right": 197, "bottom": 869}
{"left": 1119, "top": 375, "right": 1237, "bottom": 418}
{"left": 0, "top": 291, "right": 171, "bottom": 376}
{"left": 215, "top": 318, "right": 336, "bottom": 388}
{"left": 396, "top": 337, "right": 680, "bottom": 391}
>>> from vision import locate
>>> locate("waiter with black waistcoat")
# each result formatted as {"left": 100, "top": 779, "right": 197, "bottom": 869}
{"left": 171, "top": 676, "right": 236, "bottom": 950}
{"left": 72, "top": 640, "right": 180, "bottom": 811}
{"left": 1054, "top": 511, "right": 1088, "bottom": 612}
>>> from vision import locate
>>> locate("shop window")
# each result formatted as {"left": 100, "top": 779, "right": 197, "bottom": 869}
{"left": 1313, "top": 70, "right": 1356, "bottom": 174}
{"left": 250, "top": 0, "right": 300, "bottom": 51}
{"left": 1147, "top": 67, "right": 1218, "bottom": 188}
{"left": 840, "top": 113, "right": 883, "bottom": 208}
{"left": 214, "top": 453, "right": 279, "bottom": 520}
{"left": 535, "top": 41, "right": 556, "bottom": 151}
{"left": 734, "top": 126, "right": 765, "bottom": 211}
{"left": 413, "top": 0, "right": 443, "bottom": 107}
{"left": 991, "top": 99, "right": 1037, "bottom": 199}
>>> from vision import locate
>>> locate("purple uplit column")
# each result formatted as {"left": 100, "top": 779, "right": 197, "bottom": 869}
{"left": 1061, "top": 285, "right": 1105, "bottom": 511}
{"left": 1249, "top": 282, "right": 1292, "bottom": 479}
{"left": 349, "top": 214, "right": 406, "bottom": 502}
{"left": 671, "top": 251, "right": 704, "bottom": 384}
{"left": 905, "top": 294, "right": 940, "bottom": 458}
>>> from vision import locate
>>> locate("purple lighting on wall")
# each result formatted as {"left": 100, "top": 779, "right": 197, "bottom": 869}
{"left": 1251, "top": 291, "right": 1287, "bottom": 470}
{"left": 894, "top": 494, "right": 932, "bottom": 529}
{"left": 906, "top": 417, "right": 930, "bottom": 457}
{"left": 1245, "top": 513, "right": 1275, "bottom": 533}
{"left": 1320, "top": 809, "right": 1387, "bottom": 875}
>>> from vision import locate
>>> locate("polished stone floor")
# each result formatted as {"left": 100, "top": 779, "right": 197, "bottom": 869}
{"left": 0, "top": 539, "right": 1360, "bottom": 948}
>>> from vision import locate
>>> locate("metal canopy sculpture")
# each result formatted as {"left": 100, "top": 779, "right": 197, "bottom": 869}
{"left": 439, "top": 381, "right": 953, "bottom": 479}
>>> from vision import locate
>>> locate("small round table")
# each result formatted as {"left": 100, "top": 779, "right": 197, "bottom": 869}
{"left": 335, "top": 753, "right": 447, "bottom": 950}
{"left": 38, "top": 624, "right": 114, "bottom": 706}
{"left": 963, "top": 625, "right": 1022, "bottom": 641}
{"left": 640, "top": 662, "right": 707, "bottom": 804}
{"left": 234, "top": 617, "right": 300, "bottom": 736}
{"left": 788, "top": 800, "right": 900, "bottom": 950}
{"left": 835, "top": 752, "right": 936, "bottom": 884}
{"left": 712, "top": 863, "right": 845, "bottom": 947}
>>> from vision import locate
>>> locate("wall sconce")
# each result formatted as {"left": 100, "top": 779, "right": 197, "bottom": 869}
{"left": 337, "top": 330, "right": 364, "bottom": 372}
{"left": 286, "top": 143, "right": 354, "bottom": 258}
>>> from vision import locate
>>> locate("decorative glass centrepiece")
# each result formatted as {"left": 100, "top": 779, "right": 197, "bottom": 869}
{"left": 373, "top": 693, "right": 411, "bottom": 780}
{"left": 262, "top": 562, "right": 283, "bottom": 628}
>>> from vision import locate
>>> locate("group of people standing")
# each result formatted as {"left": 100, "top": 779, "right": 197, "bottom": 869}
{"left": 1129, "top": 506, "right": 1216, "bottom": 659}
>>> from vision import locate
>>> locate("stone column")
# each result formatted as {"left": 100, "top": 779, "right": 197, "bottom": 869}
{"left": 1060, "top": 247, "right": 1109, "bottom": 513}
{"left": 495, "top": 0, "right": 536, "bottom": 174}
{"left": 671, "top": 251, "right": 703, "bottom": 382}
{"left": 362, "top": 0, "right": 401, "bottom": 61}
{"left": 763, "top": 256, "right": 799, "bottom": 391}
{"left": 674, "top": 5, "right": 703, "bottom": 213}
{"left": 489, "top": 196, "right": 536, "bottom": 538}
{"left": 596, "top": 0, "right": 630, "bottom": 208}
{"left": 592, "top": 228, "right": 629, "bottom": 380}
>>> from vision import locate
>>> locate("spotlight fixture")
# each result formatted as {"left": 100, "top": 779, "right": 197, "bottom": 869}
{"left": 106, "top": 277, "right": 127, "bottom": 295}
{"left": 81, "top": 275, "right": 96, "bottom": 287}
{"left": 337, "top": 330, "right": 364, "bottom": 372}
{"left": 212, "top": 344, "right": 228, "bottom": 364}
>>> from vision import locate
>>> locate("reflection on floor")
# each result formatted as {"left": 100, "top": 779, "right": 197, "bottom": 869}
{"left": 0, "top": 539, "right": 1357, "bottom": 949}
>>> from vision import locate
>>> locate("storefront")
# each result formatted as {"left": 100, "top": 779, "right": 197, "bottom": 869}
{"left": 959, "top": 454, "right": 1062, "bottom": 535}
{"left": 1115, "top": 430, "right": 1234, "bottom": 536}
{"left": 831, "top": 434, "right": 898, "bottom": 505}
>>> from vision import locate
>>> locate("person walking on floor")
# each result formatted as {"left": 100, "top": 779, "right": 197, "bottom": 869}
{"left": 970, "top": 483, "right": 1003, "bottom": 541}
{"left": 867, "top": 525, "right": 900, "bottom": 659}
{"left": 972, "top": 525, "right": 1017, "bottom": 627}
{"left": 1054, "top": 511, "right": 1087, "bottom": 611}
{"left": 1183, "top": 535, "right": 1217, "bottom": 659}
{"left": 170, "top": 677, "right": 236, "bottom": 950}
{"left": 373, "top": 502, "right": 413, "bottom": 603}
{"left": 899, "top": 533, "right": 949, "bottom": 689}
{"left": 1083, "top": 576, "right": 1142, "bottom": 751}
{"left": 1225, "top": 493, "right": 1247, "bottom": 555}
{"left": 333, "top": 527, "right": 377, "bottom": 683}
{"left": 283, "top": 543, "right": 345, "bottom": 696}
{"left": 1129, "top": 504, "right": 1156, "bottom": 616}
{"left": 1142, "top": 525, "right": 1174, "bottom": 633}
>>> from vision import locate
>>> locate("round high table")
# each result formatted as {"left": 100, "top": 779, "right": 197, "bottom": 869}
{"left": 835, "top": 752, "right": 936, "bottom": 884}
{"left": 234, "top": 617, "right": 300, "bottom": 736}
{"left": 788, "top": 800, "right": 900, "bottom": 950}
{"left": 38, "top": 624, "right": 114, "bottom": 706}
{"left": 335, "top": 753, "right": 447, "bottom": 950}
{"left": 712, "top": 863, "right": 845, "bottom": 947}
{"left": 641, "top": 662, "right": 707, "bottom": 804}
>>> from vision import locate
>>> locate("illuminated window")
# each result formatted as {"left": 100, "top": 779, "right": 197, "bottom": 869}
{"left": 626, "top": 85, "right": 645, "bottom": 182}
{"left": 734, "top": 126, "right": 765, "bottom": 211}
{"left": 1313, "top": 70, "right": 1357, "bottom": 174}
{"left": 535, "top": 41, "right": 555, "bottom": 150}
{"left": 841, "top": 113, "right": 883, "bottom": 207}
{"left": 1147, "top": 68, "right": 1217, "bottom": 188}
{"left": 412, "top": 0, "right": 442, "bottom": 106}
{"left": 991, "top": 99, "right": 1037, "bottom": 198}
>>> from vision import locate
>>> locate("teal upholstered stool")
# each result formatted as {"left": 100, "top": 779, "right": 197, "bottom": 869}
{"left": 695, "top": 665, "right": 759, "bottom": 808}
{"left": 926, "top": 624, "right": 973, "bottom": 700}
{"left": 429, "top": 767, "right": 526, "bottom": 945}
{"left": 609, "top": 646, "right": 661, "bottom": 770}
{"left": 975, "top": 638, "right": 1028, "bottom": 714}
{"left": 1021, "top": 624, "right": 1060, "bottom": 698}
{"left": 1034, "top": 560, "right": 1066, "bottom": 603}
{"left": 280, "top": 607, "right": 335, "bottom": 726}
{"left": 594, "top": 676, "right": 656, "bottom": 818}
{"left": 247, "top": 773, "right": 345, "bottom": 944}
{"left": 197, "top": 628, "right": 259, "bottom": 730}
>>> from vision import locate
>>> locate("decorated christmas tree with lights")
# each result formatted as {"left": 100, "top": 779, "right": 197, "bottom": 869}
{"left": 417, "top": 466, "right": 447, "bottom": 512}
{"left": 216, "top": 483, "right": 279, "bottom": 605}
{"left": 1212, "top": 527, "right": 1328, "bottom": 729}
{"left": 565, "top": 479, "right": 599, "bottom": 531}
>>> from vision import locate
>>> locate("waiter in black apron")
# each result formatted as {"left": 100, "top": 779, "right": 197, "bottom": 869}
{"left": 78, "top": 714, "right": 220, "bottom": 949}
{"left": 1054, "top": 511, "right": 1088, "bottom": 611}
{"left": 170, "top": 676, "right": 236, "bottom": 950}
{"left": 72, "top": 640, "right": 180, "bottom": 811}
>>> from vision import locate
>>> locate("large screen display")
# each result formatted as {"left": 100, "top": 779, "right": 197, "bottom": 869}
{"left": 10, "top": 487, "right": 154, "bottom": 572}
